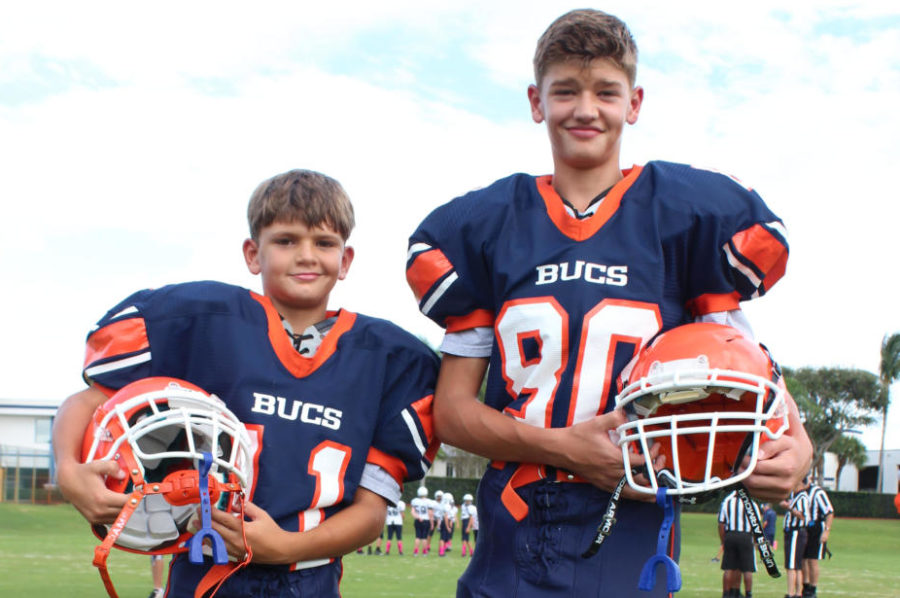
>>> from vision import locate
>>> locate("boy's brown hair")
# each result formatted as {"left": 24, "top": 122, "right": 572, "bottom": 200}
{"left": 533, "top": 9, "right": 638, "bottom": 88}
{"left": 247, "top": 169, "right": 355, "bottom": 241}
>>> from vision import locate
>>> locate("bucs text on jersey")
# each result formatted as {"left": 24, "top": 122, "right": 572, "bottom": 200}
{"left": 407, "top": 161, "right": 787, "bottom": 429}
{"left": 83, "top": 281, "right": 440, "bottom": 572}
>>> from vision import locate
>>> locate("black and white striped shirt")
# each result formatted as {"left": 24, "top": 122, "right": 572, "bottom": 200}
{"left": 718, "top": 490, "right": 762, "bottom": 533}
{"left": 808, "top": 484, "right": 834, "bottom": 522}
{"left": 783, "top": 490, "right": 811, "bottom": 530}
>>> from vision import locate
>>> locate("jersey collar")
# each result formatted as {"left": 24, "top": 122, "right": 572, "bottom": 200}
{"left": 251, "top": 291, "right": 356, "bottom": 377}
{"left": 536, "top": 166, "right": 643, "bottom": 241}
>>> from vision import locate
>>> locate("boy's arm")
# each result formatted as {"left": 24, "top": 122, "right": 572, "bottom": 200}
{"left": 210, "top": 487, "right": 387, "bottom": 564}
{"left": 821, "top": 511, "right": 834, "bottom": 543}
{"left": 435, "top": 354, "right": 644, "bottom": 493}
{"left": 52, "top": 386, "right": 128, "bottom": 523}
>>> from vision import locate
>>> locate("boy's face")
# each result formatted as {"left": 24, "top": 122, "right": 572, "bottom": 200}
{"left": 243, "top": 220, "right": 353, "bottom": 322}
{"left": 528, "top": 58, "right": 642, "bottom": 172}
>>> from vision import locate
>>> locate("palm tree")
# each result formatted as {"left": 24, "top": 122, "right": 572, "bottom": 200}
{"left": 831, "top": 434, "right": 868, "bottom": 489}
{"left": 876, "top": 333, "right": 900, "bottom": 492}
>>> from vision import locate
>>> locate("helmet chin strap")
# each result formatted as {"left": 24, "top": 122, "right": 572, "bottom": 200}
{"left": 92, "top": 451, "right": 248, "bottom": 598}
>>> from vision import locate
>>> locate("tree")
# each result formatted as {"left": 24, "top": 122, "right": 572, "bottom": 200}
{"left": 784, "top": 366, "right": 882, "bottom": 484}
{"left": 876, "top": 333, "right": 900, "bottom": 492}
{"left": 830, "top": 434, "right": 868, "bottom": 489}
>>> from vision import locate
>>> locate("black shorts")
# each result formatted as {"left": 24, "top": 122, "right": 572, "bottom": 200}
{"left": 440, "top": 520, "right": 455, "bottom": 542}
{"left": 387, "top": 523, "right": 403, "bottom": 540}
{"left": 783, "top": 528, "right": 808, "bottom": 570}
{"left": 414, "top": 519, "right": 430, "bottom": 540}
{"left": 803, "top": 524, "right": 826, "bottom": 559}
{"left": 460, "top": 518, "right": 471, "bottom": 541}
{"left": 721, "top": 531, "right": 756, "bottom": 573}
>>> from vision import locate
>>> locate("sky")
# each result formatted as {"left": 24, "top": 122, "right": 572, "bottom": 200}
{"left": 2, "top": 1, "right": 899, "bottom": 450}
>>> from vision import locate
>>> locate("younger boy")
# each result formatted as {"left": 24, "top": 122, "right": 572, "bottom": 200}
{"left": 53, "top": 169, "right": 440, "bottom": 598}
{"left": 406, "top": 9, "right": 811, "bottom": 597}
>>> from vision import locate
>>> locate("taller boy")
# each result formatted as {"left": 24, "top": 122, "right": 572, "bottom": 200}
{"left": 406, "top": 9, "right": 811, "bottom": 597}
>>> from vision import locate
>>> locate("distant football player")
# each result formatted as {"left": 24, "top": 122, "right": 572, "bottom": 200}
{"left": 459, "top": 493, "right": 477, "bottom": 557}
{"left": 385, "top": 499, "right": 406, "bottom": 555}
{"left": 54, "top": 169, "right": 440, "bottom": 598}
{"left": 406, "top": 8, "right": 812, "bottom": 596}
{"left": 411, "top": 486, "right": 434, "bottom": 556}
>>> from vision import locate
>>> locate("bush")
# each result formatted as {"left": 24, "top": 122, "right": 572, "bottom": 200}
{"left": 680, "top": 488, "right": 899, "bottom": 518}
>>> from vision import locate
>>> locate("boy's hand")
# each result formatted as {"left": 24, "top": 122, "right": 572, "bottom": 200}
{"left": 740, "top": 398, "right": 812, "bottom": 501}
{"left": 209, "top": 501, "right": 289, "bottom": 564}
{"left": 57, "top": 460, "right": 128, "bottom": 524}
{"left": 558, "top": 409, "right": 660, "bottom": 498}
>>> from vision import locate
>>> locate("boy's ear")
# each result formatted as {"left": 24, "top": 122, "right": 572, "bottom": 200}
{"left": 243, "top": 238, "right": 261, "bottom": 275}
{"left": 527, "top": 84, "right": 545, "bottom": 124}
{"left": 627, "top": 85, "right": 644, "bottom": 125}
{"left": 338, "top": 245, "right": 355, "bottom": 280}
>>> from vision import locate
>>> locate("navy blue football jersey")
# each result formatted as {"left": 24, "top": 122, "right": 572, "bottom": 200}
{"left": 83, "top": 281, "right": 440, "bottom": 571}
{"left": 407, "top": 162, "right": 788, "bottom": 428}
{"left": 406, "top": 162, "right": 788, "bottom": 596}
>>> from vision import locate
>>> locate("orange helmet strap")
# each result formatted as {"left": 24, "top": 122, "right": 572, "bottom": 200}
{"left": 93, "top": 489, "right": 145, "bottom": 598}
{"left": 91, "top": 453, "right": 245, "bottom": 598}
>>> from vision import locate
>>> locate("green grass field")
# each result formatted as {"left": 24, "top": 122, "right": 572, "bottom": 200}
{"left": 1, "top": 503, "right": 898, "bottom": 597}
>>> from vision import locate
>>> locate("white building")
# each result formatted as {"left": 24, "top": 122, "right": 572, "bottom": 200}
{"left": 0, "top": 399, "right": 58, "bottom": 502}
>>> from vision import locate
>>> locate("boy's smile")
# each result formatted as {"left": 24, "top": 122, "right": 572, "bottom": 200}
{"left": 243, "top": 220, "right": 353, "bottom": 330}
{"left": 529, "top": 58, "right": 642, "bottom": 175}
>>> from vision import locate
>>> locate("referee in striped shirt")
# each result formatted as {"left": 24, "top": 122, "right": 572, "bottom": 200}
{"left": 718, "top": 489, "right": 762, "bottom": 598}
{"left": 802, "top": 482, "right": 834, "bottom": 597}
{"left": 781, "top": 478, "right": 812, "bottom": 598}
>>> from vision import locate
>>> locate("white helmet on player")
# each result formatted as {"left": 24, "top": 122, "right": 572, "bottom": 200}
{"left": 463, "top": 493, "right": 474, "bottom": 502}
{"left": 417, "top": 486, "right": 428, "bottom": 497}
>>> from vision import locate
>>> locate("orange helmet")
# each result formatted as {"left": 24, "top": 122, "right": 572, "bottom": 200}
{"left": 615, "top": 323, "right": 788, "bottom": 497}
{"left": 82, "top": 377, "right": 254, "bottom": 554}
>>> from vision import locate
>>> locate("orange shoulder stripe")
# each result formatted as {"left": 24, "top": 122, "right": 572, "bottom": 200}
{"left": 407, "top": 248, "right": 454, "bottom": 302}
{"left": 730, "top": 224, "right": 788, "bottom": 292}
{"left": 409, "top": 394, "right": 440, "bottom": 462}
{"left": 445, "top": 309, "right": 495, "bottom": 333}
{"left": 366, "top": 447, "right": 408, "bottom": 486}
{"left": 83, "top": 318, "right": 149, "bottom": 370}
{"left": 685, "top": 291, "right": 741, "bottom": 317}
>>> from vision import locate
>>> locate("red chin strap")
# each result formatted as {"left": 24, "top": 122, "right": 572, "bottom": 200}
{"left": 92, "top": 467, "right": 249, "bottom": 598}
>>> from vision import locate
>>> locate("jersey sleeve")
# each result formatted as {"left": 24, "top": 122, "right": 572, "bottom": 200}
{"left": 406, "top": 182, "right": 510, "bottom": 332}
{"left": 365, "top": 332, "right": 441, "bottom": 489}
{"left": 82, "top": 288, "right": 157, "bottom": 390}
{"left": 677, "top": 167, "right": 789, "bottom": 316}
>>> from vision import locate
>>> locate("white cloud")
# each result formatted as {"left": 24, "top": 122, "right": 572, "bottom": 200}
{"left": 2, "top": 1, "right": 899, "bottom": 450}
